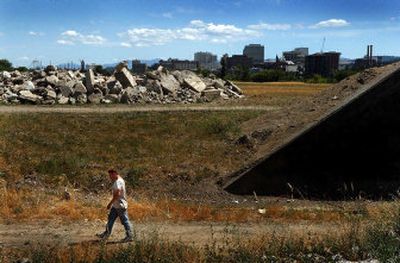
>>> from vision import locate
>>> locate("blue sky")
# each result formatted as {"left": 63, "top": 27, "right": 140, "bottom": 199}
{"left": 0, "top": 0, "right": 399, "bottom": 66}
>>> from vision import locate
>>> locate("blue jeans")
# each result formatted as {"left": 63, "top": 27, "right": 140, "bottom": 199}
{"left": 105, "top": 207, "right": 133, "bottom": 237}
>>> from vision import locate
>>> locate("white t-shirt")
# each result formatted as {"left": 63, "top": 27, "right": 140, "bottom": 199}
{"left": 112, "top": 177, "right": 128, "bottom": 209}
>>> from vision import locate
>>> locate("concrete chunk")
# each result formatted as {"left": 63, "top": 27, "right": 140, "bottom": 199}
{"left": 202, "top": 89, "right": 221, "bottom": 101}
{"left": 159, "top": 73, "right": 180, "bottom": 94}
{"left": 181, "top": 71, "right": 206, "bottom": 93}
{"left": 115, "top": 68, "right": 137, "bottom": 89}
{"left": 19, "top": 90, "right": 42, "bottom": 103}
{"left": 85, "top": 69, "right": 95, "bottom": 94}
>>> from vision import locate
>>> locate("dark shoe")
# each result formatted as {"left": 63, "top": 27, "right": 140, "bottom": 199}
{"left": 121, "top": 235, "right": 134, "bottom": 242}
{"left": 96, "top": 232, "right": 109, "bottom": 240}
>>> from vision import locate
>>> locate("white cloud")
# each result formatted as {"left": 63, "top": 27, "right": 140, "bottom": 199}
{"left": 120, "top": 42, "right": 132, "bottom": 47}
{"left": 119, "top": 20, "right": 261, "bottom": 47}
{"left": 62, "top": 30, "right": 79, "bottom": 37}
{"left": 28, "top": 31, "right": 44, "bottom": 36}
{"left": 248, "top": 22, "right": 291, "bottom": 30}
{"left": 58, "top": 30, "right": 106, "bottom": 45}
{"left": 57, "top": 39, "right": 75, "bottom": 45}
{"left": 311, "top": 19, "right": 350, "bottom": 29}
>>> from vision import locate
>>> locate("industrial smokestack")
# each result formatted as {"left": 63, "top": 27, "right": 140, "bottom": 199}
{"left": 367, "top": 45, "right": 370, "bottom": 58}
{"left": 370, "top": 45, "right": 373, "bottom": 61}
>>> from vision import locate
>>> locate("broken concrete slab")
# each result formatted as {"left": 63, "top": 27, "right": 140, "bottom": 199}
{"left": 182, "top": 70, "right": 206, "bottom": 93}
{"left": 19, "top": 90, "right": 42, "bottom": 103}
{"left": 115, "top": 67, "right": 137, "bottom": 89}
{"left": 22, "top": 81, "right": 35, "bottom": 90}
{"left": 202, "top": 89, "right": 221, "bottom": 101}
{"left": 0, "top": 65, "right": 243, "bottom": 105}
{"left": 45, "top": 75, "right": 59, "bottom": 86}
{"left": 57, "top": 85, "right": 74, "bottom": 97}
{"left": 226, "top": 80, "right": 243, "bottom": 94}
{"left": 85, "top": 69, "right": 95, "bottom": 95}
{"left": 159, "top": 73, "right": 180, "bottom": 94}
{"left": 73, "top": 81, "right": 87, "bottom": 95}
{"left": 120, "top": 86, "right": 138, "bottom": 103}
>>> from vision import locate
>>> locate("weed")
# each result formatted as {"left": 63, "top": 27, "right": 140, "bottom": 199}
{"left": 201, "top": 116, "right": 240, "bottom": 138}
{"left": 365, "top": 209, "right": 400, "bottom": 262}
{"left": 124, "top": 167, "right": 145, "bottom": 189}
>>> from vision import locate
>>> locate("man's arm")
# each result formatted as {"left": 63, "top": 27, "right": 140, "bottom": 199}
{"left": 107, "top": 188, "right": 122, "bottom": 209}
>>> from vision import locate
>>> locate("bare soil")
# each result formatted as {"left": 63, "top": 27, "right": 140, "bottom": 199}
{"left": 0, "top": 220, "right": 344, "bottom": 248}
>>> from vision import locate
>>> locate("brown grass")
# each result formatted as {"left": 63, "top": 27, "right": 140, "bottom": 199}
{"left": 2, "top": 187, "right": 398, "bottom": 225}
{"left": 0, "top": 111, "right": 261, "bottom": 196}
{"left": 211, "top": 81, "right": 331, "bottom": 107}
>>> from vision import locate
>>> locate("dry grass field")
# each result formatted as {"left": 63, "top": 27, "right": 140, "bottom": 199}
{"left": 1, "top": 81, "right": 399, "bottom": 262}
{"left": 226, "top": 81, "right": 329, "bottom": 106}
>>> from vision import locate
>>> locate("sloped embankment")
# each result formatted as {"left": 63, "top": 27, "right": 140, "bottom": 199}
{"left": 225, "top": 63, "right": 400, "bottom": 199}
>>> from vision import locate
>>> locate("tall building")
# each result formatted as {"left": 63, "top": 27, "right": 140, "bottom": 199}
{"left": 305, "top": 52, "right": 340, "bottom": 77}
{"left": 194, "top": 52, "right": 219, "bottom": 71}
{"left": 283, "top": 47, "right": 309, "bottom": 64}
{"left": 243, "top": 44, "right": 265, "bottom": 64}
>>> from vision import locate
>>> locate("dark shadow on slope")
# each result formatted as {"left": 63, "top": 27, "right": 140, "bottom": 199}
{"left": 225, "top": 68, "right": 400, "bottom": 200}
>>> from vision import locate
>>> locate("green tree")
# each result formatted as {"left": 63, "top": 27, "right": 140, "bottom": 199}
{"left": 0, "top": 59, "right": 13, "bottom": 71}
{"left": 219, "top": 54, "right": 228, "bottom": 79}
{"left": 250, "top": 69, "right": 286, "bottom": 82}
{"left": 15, "top": 66, "right": 29, "bottom": 72}
{"left": 94, "top": 64, "right": 111, "bottom": 76}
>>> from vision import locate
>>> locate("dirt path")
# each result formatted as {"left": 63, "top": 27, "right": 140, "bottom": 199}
{"left": 0, "top": 220, "right": 344, "bottom": 248}
{"left": 0, "top": 105, "right": 277, "bottom": 114}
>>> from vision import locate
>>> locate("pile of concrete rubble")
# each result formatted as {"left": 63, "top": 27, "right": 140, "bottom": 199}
{"left": 0, "top": 64, "right": 243, "bottom": 105}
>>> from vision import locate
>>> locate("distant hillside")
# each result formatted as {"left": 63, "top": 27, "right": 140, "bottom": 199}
{"left": 103, "top": 59, "right": 161, "bottom": 69}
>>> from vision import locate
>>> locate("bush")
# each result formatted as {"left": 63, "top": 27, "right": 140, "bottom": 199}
{"left": 0, "top": 59, "right": 13, "bottom": 71}
{"left": 305, "top": 74, "right": 329, "bottom": 83}
{"left": 226, "top": 66, "right": 251, "bottom": 82}
{"left": 250, "top": 69, "right": 285, "bottom": 82}
{"left": 15, "top": 66, "right": 29, "bottom": 72}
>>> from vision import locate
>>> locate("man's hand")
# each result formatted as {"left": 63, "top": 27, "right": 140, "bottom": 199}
{"left": 107, "top": 202, "right": 112, "bottom": 210}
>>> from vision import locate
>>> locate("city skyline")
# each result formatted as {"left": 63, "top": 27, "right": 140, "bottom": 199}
{"left": 0, "top": 0, "right": 399, "bottom": 67}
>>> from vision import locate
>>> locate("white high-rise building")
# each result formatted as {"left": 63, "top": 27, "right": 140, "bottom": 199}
{"left": 194, "top": 52, "right": 219, "bottom": 70}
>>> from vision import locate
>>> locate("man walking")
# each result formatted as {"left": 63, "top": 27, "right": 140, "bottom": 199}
{"left": 96, "top": 169, "right": 134, "bottom": 242}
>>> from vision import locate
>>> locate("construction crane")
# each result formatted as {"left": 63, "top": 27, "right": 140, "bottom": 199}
{"left": 320, "top": 37, "right": 326, "bottom": 53}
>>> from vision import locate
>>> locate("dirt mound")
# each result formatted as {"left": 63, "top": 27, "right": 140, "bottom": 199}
{"left": 225, "top": 63, "right": 400, "bottom": 185}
